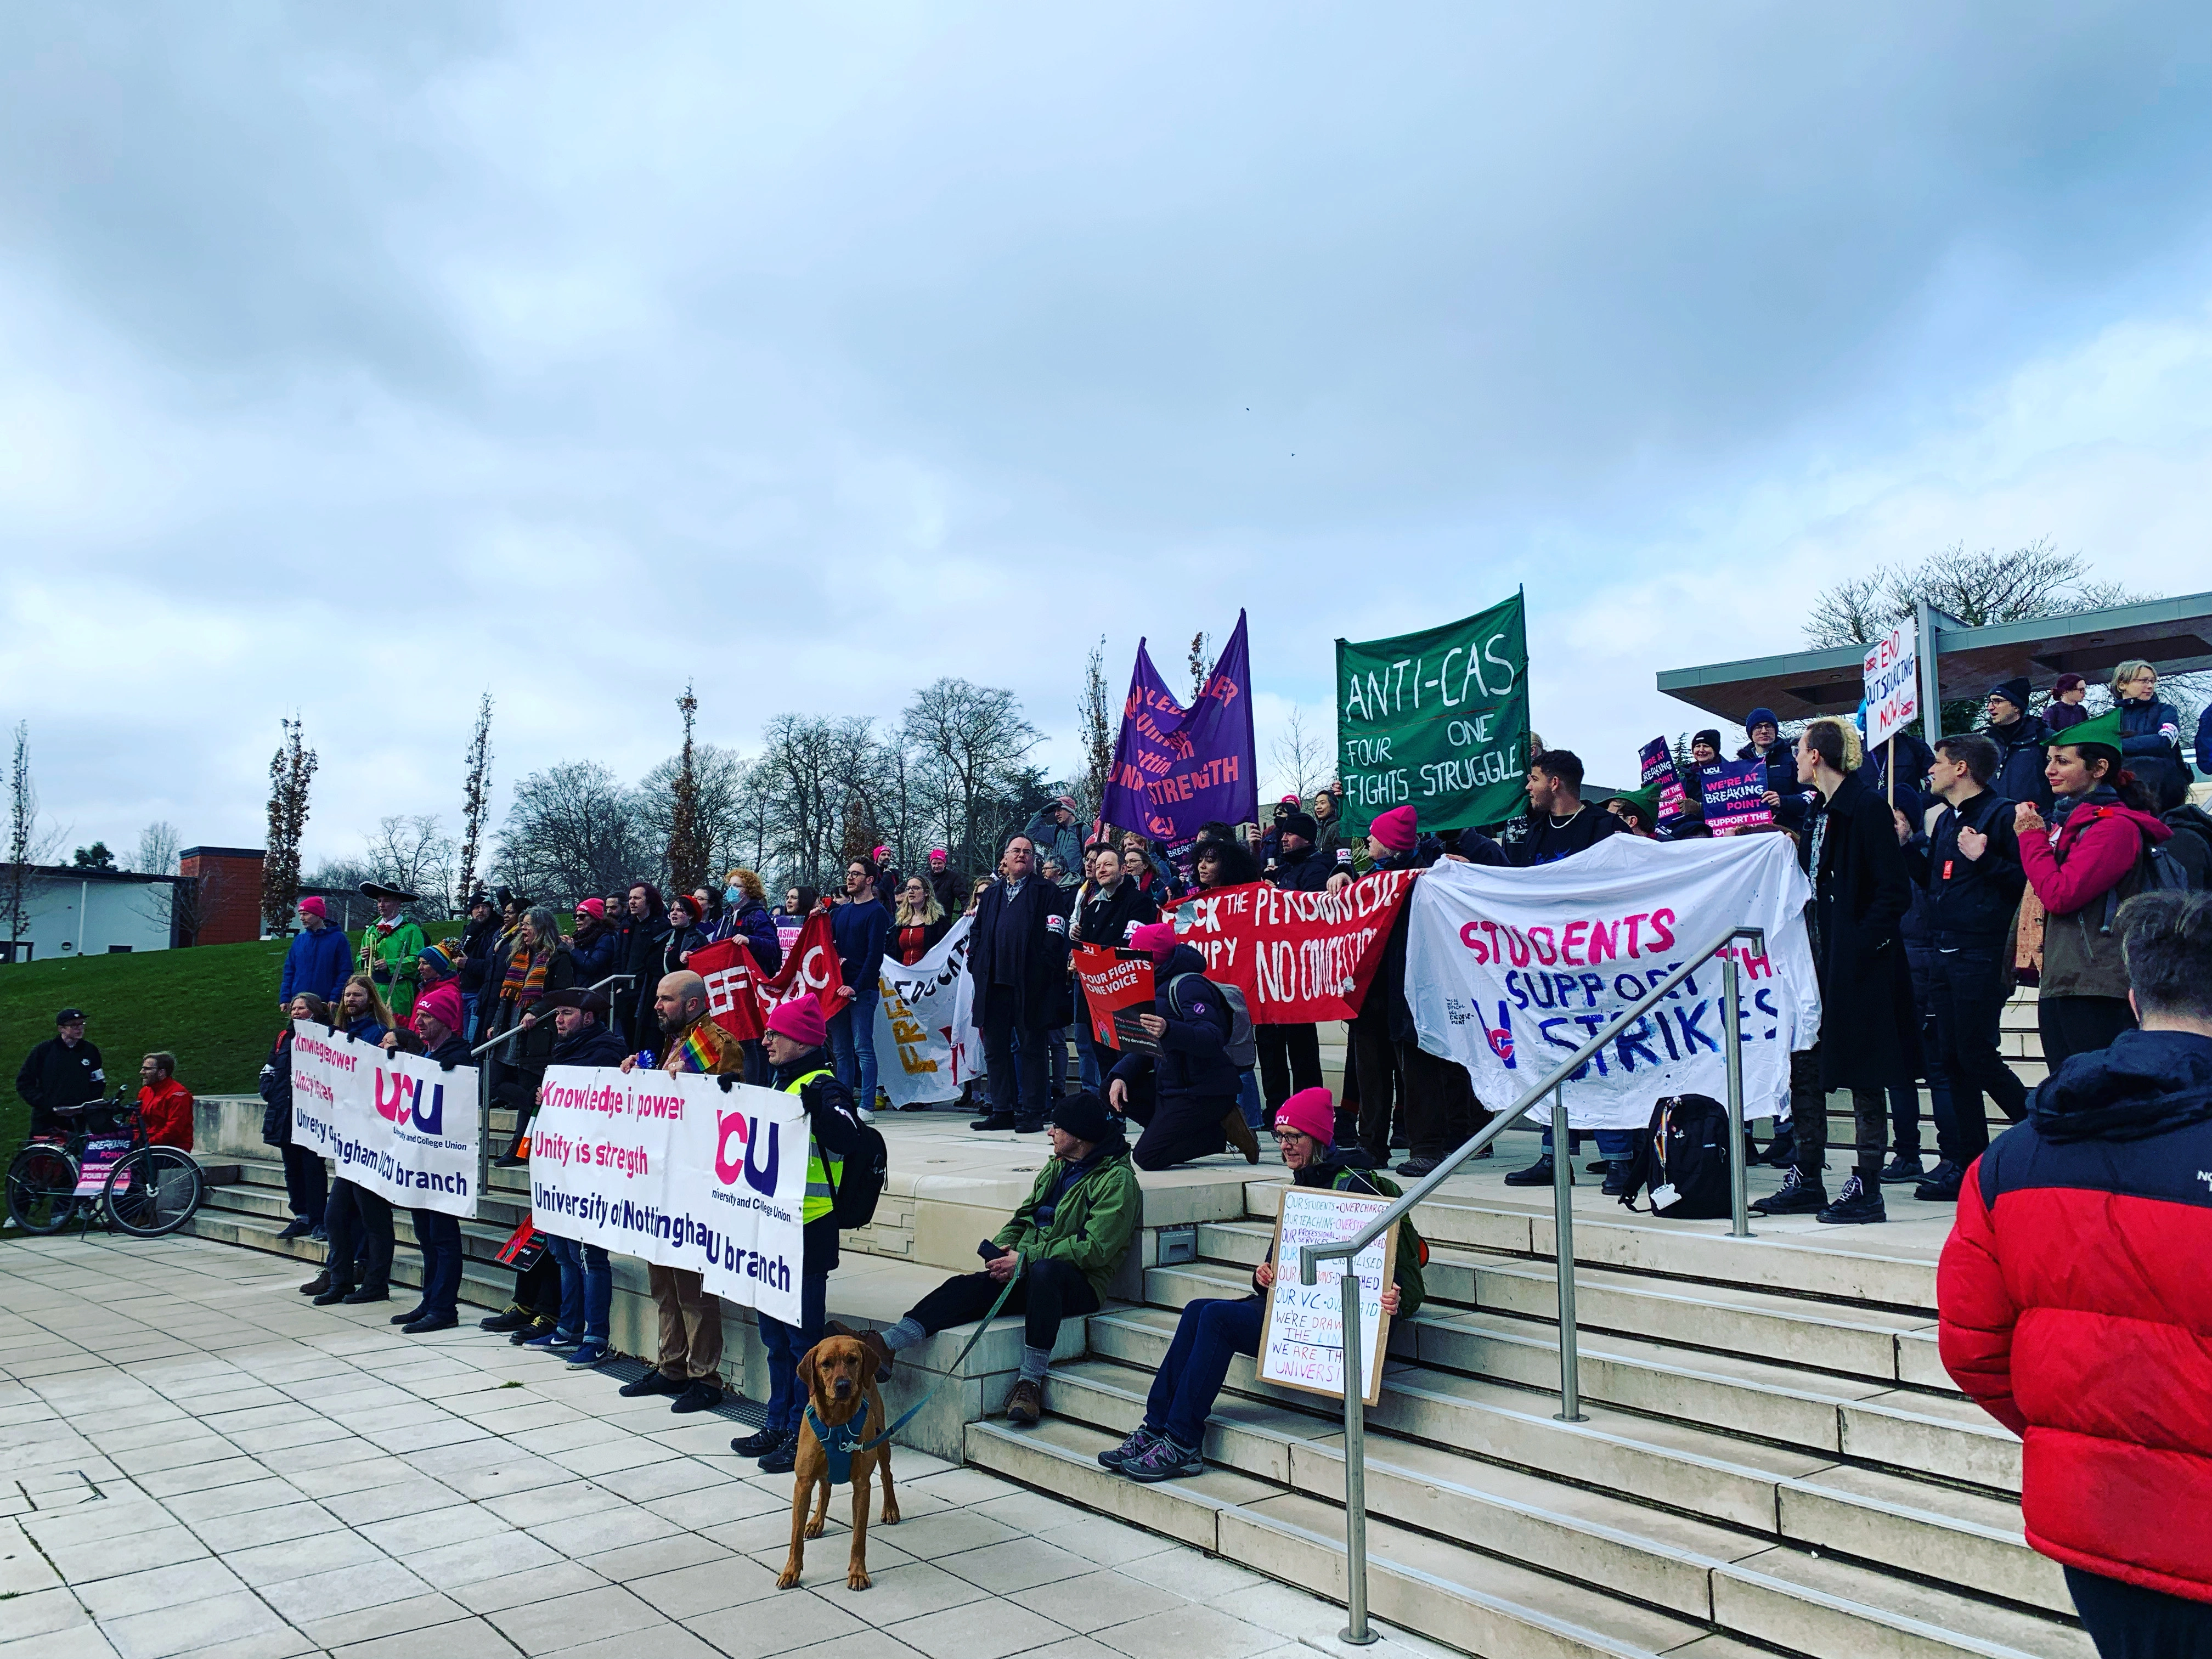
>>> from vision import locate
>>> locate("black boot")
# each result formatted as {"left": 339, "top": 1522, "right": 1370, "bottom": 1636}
{"left": 1504, "top": 1155, "right": 1563, "bottom": 1188}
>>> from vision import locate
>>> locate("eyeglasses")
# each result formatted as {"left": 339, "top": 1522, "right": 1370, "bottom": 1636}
{"left": 1269, "top": 1131, "right": 1310, "bottom": 1146}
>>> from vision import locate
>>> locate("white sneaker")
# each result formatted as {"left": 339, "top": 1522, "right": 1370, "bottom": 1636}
{"left": 857, "top": 1108, "right": 877, "bottom": 1124}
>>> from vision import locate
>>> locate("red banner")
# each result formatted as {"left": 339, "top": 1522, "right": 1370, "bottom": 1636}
{"left": 1166, "top": 869, "right": 1417, "bottom": 1022}
{"left": 690, "top": 913, "right": 847, "bottom": 1043}
{"left": 1071, "top": 946, "right": 1156, "bottom": 1047}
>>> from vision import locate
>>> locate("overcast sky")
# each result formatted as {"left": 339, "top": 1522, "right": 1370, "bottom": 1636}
{"left": 4, "top": 3, "right": 2208, "bottom": 870}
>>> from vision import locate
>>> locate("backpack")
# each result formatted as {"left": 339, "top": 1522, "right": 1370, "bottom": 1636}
{"left": 2098, "top": 825, "right": 2199, "bottom": 934}
{"left": 1165, "top": 972, "right": 1256, "bottom": 1070}
{"left": 1613, "top": 1094, "right": 1732, "bottom": 1220}
{"left": 2154, "top": 806, "right": 2212, "bottom": 891}
{"left": 786, "top": 1069, "right": 888, "bottom": 1230}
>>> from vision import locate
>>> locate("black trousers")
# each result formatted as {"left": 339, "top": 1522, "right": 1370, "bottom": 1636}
{"left": 325, "top": 1180, "right": 393, "bottom": 1293}
{"left": 2039, "top": 995, "right": 2136, "bottom": 1073}
{"left": 981, "top": 1000, "right": 1051, "bottom": 1124}
{"left": 1350, "top": 1005, "right": 1402, "bottom": 1166}
{"left": 1928, "top": 943, "right": 2027, "bottom": 1165}
{"left": 1397, "top": 1040, "right": 1487, "bottom": 1163}
{"left": 1255, "top": 1024, "right": 1322, "bottom": 1115}
{"left": 281, "top": 1144, "right": 328, "bottom": 1226}
{"left": 1118, "top": 1070, "right": 1233, "bottom": 1170}
{"left": 908, "top": 1259, "right": 1102, "bottom": 1354}
{"left": 1789, "top": 1047, "right": 1887, "bottom": 1183}
{"left": 2066, "top": 1566, "right": 2212, "bottom": 1658}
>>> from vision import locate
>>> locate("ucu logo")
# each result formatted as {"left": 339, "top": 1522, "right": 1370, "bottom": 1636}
{"left": 373, "top": 1070, "right": 444, "bottom": 1135}
{"left": 713, "top": 1110, "right": 780, "bottom": 1196}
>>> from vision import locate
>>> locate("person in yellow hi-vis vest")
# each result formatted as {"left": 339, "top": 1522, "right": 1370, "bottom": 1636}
{"left": 736, "top": 996, "right": 869, "bottom": 1476}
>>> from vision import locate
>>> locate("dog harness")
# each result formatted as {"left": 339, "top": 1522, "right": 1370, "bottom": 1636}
{"left": 804, "top": 1398, "right": 871, "bottom": 1486}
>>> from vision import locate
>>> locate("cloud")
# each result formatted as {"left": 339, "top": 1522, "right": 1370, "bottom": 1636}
{"left": 0, "top": 3, "right": 2206, "bottom": 865}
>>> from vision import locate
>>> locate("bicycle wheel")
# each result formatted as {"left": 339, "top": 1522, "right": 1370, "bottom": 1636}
{"left": 6, "top": 1146, "right": 80, "bottom": 1235}
{"left": 101, "top": 1147, "right": 205, "bottom": 1238}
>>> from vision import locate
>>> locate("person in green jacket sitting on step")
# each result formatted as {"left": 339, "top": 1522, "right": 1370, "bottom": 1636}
{"left": 835, "top": 1090, "right": 1139, "bottom": 1428}
{"left": 1104, "top": 1086, "right": 1425, "bottom": 1483}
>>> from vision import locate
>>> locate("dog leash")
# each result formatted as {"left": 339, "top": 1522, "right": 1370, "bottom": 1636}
{"left": 853, "top": 1267, "right": 1020, "bottom": 1453}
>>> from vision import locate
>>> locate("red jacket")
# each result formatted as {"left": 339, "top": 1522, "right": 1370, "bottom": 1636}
{"left": 1939, "top": 1029, "right": 2212, "bottom": 1602}
{"left": 2017, "top": 796, "right": 2168, "bottom": 917}
{"left": 138, "top": 1078, "right": 194, "bottom": 1150}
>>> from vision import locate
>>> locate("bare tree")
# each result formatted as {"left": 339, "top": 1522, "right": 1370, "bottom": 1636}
{"left": 262, "top": 716, "right": 318, "bottom": 936}
{"left": 665, "top": 685, "right": 710, "bottom": 895}
{"left": 901, "top": 679, "right": 1040, "bottom": 876}
{"left": 363, "top": 815, "right": 458, "bottom": 916}
{"left": 4, "top": 723, "right": 30, "bottom": 953}
{"left": 494, "top": 761, "right": 650, "bottom": 906}
{"left": 1268, "top": 706, "right": 1327, "bottom": 802}
{"left": 1078, "top": 637, "right": 1114, "bottom": 823}
{"left": 455, "top": 692, "right": 494, "bottom": 906}
{"left": 1187, "top": 630, "right": 1212, "bottom": 701}
{"left": 1804, "top": 539, "right": 2141, "bottom": 647}
{"left": 639, "top": 741, "right": 749, "bottom": 888}
{"left": 131, "top": 820, "right": 181, "bottom": 938}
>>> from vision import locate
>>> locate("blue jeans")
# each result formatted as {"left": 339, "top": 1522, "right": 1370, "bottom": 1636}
{"left": 409, "top": 1209, "right": 462, "bottom": 1318}
{"left": 827, "top": 984, "right": 881, "bottom": 1110}
{"left": 545, "top": 1234, "right": 611, "bottom": 1342}
{"left": 1540, "top": 1126, "right": 1634, "bottom": 1160}
{"left": 1146, "top": 1296, "right": 1265, "bottom": 1451}
{"left": 1237, "top": 1069, "right": 1265, "bottom": 1129}
{"left": 759, "top": 1272, "right": 829, "bottom": 1434}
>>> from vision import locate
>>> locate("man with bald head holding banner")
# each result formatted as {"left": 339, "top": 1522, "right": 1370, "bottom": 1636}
{"left": 612, "top": 971, "right": 746, "bottom": 1414}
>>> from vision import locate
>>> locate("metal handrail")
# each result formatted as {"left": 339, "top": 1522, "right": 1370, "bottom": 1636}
{"left": 1299, "top": 922, "right": 1769, "bottom": 1645}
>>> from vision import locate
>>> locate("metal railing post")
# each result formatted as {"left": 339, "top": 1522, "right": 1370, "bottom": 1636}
{"left": 1723, "top": 945, "right": 1752, "bottom": 1239}
{"left": 1551, "top": 1083, "right": 1585, "bottom": 1421}
{"left": 1339, "top": 1265, "right": 1375, "bottom": 1645}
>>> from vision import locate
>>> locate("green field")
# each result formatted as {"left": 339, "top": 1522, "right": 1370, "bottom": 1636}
{"left": 2, "top": 925, "right": 469, "bottom": 1152}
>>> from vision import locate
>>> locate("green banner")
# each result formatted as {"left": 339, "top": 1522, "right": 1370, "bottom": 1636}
{"left": 1334, "top": 591, "right": 1528, "bottom": 835}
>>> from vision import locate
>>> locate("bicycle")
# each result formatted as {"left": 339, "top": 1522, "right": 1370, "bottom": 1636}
{"left": 5, "top": 1099, "right": 206, "bottom": 1239}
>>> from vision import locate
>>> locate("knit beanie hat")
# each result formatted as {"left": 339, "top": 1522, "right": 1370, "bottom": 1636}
{"left": 413, "top": 981, "right": 464, "bottom": 1037}
{"left": 575, "top": 897, "right": 607, "bottom": 921}
{"left": 1989, "top": 678, "right": 2033, "bottom": 715}
{"left": 1693, "top": 728, "right": 1723, "bottom": 752}
{"left": 1274, "top": 1087, "right": 1335, "bottom": 1146}
{"left": 416, "top": 942, "right": 458, "bottom": 981}
{"left": 1369, "top": 805, "right": 1418, "bottom": 853}
{"left": 766, "top": 997, "right": 827, "bottom": 1048}
{"left": 1280, "top": 811, "right": 1319, "bottom": 842}
{"left": 298, "top": 896, "right": 328, "bottom": 922}
{"left": 1745, "top": 707, "right": 1780, "bottom": 735}
{"left": 1128, "top": 921, "right": 1180, "bottom": 958}
{"left": 1048, "top": 1090, "right": 1117, "bottom": 1144}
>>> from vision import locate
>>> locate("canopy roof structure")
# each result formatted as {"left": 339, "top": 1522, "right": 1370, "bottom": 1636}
{"left": 1656, "top": 591, "right": 2212, "bottom": 726}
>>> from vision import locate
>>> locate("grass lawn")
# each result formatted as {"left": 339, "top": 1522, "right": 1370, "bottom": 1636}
{"left": 2, "top": 924, "right": 469, "bottom": 1152}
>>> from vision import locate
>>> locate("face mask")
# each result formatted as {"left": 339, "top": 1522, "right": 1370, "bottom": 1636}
{"left": 724, "top": 887, "right": 741, "bottom": 904}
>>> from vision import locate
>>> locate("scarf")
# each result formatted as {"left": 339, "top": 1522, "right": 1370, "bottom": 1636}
{"left": 501, "top": 943, "right": 551, "bottom": 1007}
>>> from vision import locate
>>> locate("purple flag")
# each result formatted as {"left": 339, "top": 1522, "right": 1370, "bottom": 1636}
{"left": 1101, "top": 611, "right": 1258, "bottom": 844}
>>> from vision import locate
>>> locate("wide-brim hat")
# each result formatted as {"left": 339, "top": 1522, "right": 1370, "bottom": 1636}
{"left": 540, "top": 988, "right": 611, "bottom": 1015}
{"left": 359, "top": 881, "right": 420, "bottom": 903}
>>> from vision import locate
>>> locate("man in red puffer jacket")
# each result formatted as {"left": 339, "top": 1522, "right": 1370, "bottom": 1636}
{"left": 136, "top": 1052, "right": 194, "bottom": 1150}
{"left": 1939, "top": 890, "right": 2212, "bottom": 1655}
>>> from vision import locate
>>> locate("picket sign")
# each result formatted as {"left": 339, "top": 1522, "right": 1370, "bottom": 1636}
{"left": 1697, "top": 758, "right": 1773, "bottom": 833}
{"left": 289, "top": 1022, "right": 481, "bottom": 1218}
{"left": 1864, "top": 618, "right": 1918, "bottom": 753}
{"left": 872, "top": 916, "right": 980, "bottom": 1108}
{"left": 529, "top": 1065, "right": 806, "bottom": 1325}
{"left": 1257, "top": 1186, "right": 1396, "bottom": 1406}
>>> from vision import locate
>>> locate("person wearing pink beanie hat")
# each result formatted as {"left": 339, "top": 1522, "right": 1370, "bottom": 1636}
{"left": 1104, "top": 1085, "right": 1427, "bottom": 1485}
{"left": 411, "top": 981, "right": 466, "bottom": 1045}
{"left": 1368, "top": 804, "right": 1418, "bottom": 853}
{"left": 765, "top": 996, "right": 827, "bottom": 1049}
{"left": 1128, "top": 920, "right": 1180, "bottom": 958}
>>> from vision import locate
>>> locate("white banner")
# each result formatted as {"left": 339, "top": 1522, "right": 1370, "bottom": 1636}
{"left": 1407, "top": 834, "right": 1819, "bottom": 1128}
{"left": 872, "top": 916, "right": 981, "bottom": 1108}
{"left": 1863, "top": 618, "right": 1918, "bottom": 751}
{"left": 529, "top": 1066, "right": 806, "bottom": 1325}
{"left": 289, "top": 1022, "right": 481, "bottom": 1217}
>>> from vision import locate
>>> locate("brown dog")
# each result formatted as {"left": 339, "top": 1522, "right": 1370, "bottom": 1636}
{"left": 776, "top": 1335, "right": 899, "bottom": 1590}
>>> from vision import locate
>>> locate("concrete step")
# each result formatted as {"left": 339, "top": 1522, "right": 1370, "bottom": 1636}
{"left": 177, "top": 1206, "right": 518, "bottom": 1311}
{"left": 1041, "top": 1356, "right": 2069, "bottom": 1624}
{"left": 1181, "top": 1227, "right": 1949, "bottom": 1390}
{"left": 968, "top": 1416, "right": 1710, "bottom": 1659}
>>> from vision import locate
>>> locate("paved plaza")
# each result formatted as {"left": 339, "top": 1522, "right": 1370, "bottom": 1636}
{"left": 0, "top": 1232, "right": 1451, "bottom": 1659}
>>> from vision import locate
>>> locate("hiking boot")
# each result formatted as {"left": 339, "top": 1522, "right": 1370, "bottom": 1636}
{"left": 1122, "top": 1434, "right": 1205, "bottom": 1483}
{"left": 618, "top": 1369, "right": 687, "bottom": 1399}
{"left": 1098, "top": 1425, "right": 1159, "bottom": 1470}
{"left": 1879, "top": 1153, "right": 1926, "bottom": 1184}
{"left": 298, "top": 1272, "right": 332, "bottom": 1297}
{"left": 1750, "top": 1166, "right": 1827, "bottom": 1215}
{"left": 510, "top": 1316, "right": 557, "bottom": 1346}
{"left": 670, "top": 1380, "right": 723, "bottom": 1414}
{"left": 1219, "top": 1110, "right": 1260, "bottom": 1165}
{"left": 1503, "top": 1155, "right": 1563, "bottom": 1187}
{"left": 1818, "top": 1173, "right": 1887, "bottom": 1225}
{"left": 756, "top": 1429, "right": 801, "bottom": 1474}
{"left": 1005, "top": 1378, "right": 1043, "bottom": 1426}
{"left": 969, "top": 1113, "right": 1015, "bottom": 1132}
{"left": 730, "top": 1426, "right": 785, "bottom": 1457}
{"left": 1914, "top": 1160, "right": 1965, "bottom": 1203}
{"left": 1394, "top": 1157, "right": 1440, "bottom": 1178}
{"left": 479, "top": 1306, "right": 533, "bottom": 1333}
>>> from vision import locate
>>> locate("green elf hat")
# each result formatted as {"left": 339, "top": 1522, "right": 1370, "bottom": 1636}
{"left": 1608, "top": 784, "right": 1666, "bottom": 827}
{"left": 2052, "top": 707, "right": 2125, "bottom": 760}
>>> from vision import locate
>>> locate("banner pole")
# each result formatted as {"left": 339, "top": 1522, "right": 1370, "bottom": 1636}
{"left": 1886, "top": 736, "right": 1895, "bottom": 806}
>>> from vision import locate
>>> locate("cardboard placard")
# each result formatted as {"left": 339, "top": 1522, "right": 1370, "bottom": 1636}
{"left": 1257, "top": 1185, "right": 1396, "bottom": 1405}
{"left": 1073, "top": 945, "right": 1155, "bottom": 1046}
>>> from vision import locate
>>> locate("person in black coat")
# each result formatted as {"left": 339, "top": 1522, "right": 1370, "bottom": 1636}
{"left": 1755, "top": 718, "right": 1920, "bottom": 1226}
{"left": 456, "top": 893, "right": 501, "bottom": 1038}
{"left": 1255, "top": 813, "right": 1333, "bottom": 1119}
{"left": 966, "top": 836, "right": 1074, "bottom": 1133}
{"left": 16, "top": 1009, "right": 106, "bottom": 1136}
{"left": 1108, "top": 932, "right": 1251, "bottom": 1169}
{"left": 1983, "top": 680, "right": 2055, "bottom": 814}
{"left": 1069, "top": 847, "right": 1158, "bottom": 1091}
{"left": 260, "top": 993, "right": 331, "bottom": 1239}
{"left": 617, "top": 882, "right": 670, "bottom": 1048}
